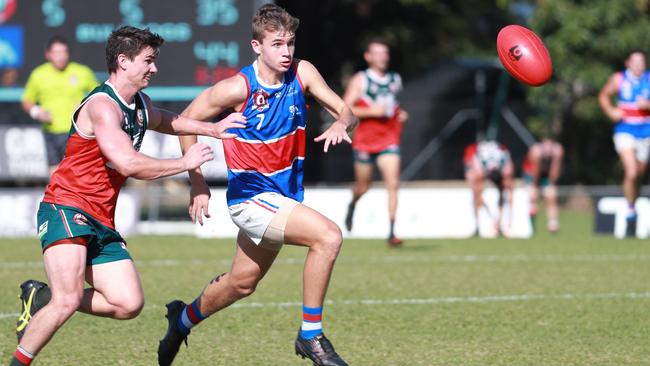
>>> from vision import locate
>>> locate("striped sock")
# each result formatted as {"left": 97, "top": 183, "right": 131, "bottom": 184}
{"left": 13, "top": 346, "right": 34, "bottom": 365}
{"left": 300, "top": 305, "right": 323, "bottom": 340}
{"left": 176, "top": 298, "right": 206, "bottom": 335}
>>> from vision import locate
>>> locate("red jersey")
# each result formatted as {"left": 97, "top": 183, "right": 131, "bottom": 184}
{"left": 43, "top": 82, "right": 148, "bottom": 229}
{"left": 351, "top": 70, "right": 403, "bottom": 153}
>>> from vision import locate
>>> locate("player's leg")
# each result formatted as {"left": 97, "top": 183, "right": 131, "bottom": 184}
{"left": 283, "top": 204, "right": 347, "bottom": 365}
{"left": 13, "top": 244, "right": 87, "bottom": 365}
{"left": 158, "top": 229, "right": 280, "bottom": 365}
{"left": 465, "top": 165, "right": 485, "bottom": 235}
{"left": 614, "top": 134, "right": 640, "bottom": 218}
{"left": 80, "top": 259, "right": 144, "bottom": 319}
{"left": 345, "top": 150, "right": 374, "bottom": 232}
{"left": 376, "top": 152, "right": 402, "bottom": 245}
{"left": 543, "top": 183, "right": 559, "bottom": 233}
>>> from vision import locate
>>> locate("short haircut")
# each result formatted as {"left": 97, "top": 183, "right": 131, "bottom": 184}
{"left": 105, "top": 26, "right": 164, "bottom": 73}
{"left": 45, "top": 35, "right": 69, "bottom": 52}
{"left": 365, "top": 38, "right": 390, "bottom": 52}
{"left": 252, "top": 4, "right": 299, "bottom": 42}
{"left": 626, "top": 49, "right": 646, "bottom": 59}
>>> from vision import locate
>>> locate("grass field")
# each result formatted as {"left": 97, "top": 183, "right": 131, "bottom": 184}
{"left": 1, "top": 209, "right": 649, "bottom": 365}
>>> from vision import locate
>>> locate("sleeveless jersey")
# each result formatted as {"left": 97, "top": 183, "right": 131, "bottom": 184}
{"left": 615, "top": 70, "right": 650, "bottom": 137}
{"left": 351, "top": 69, "right": 403, "bottom": 153}
{"left": 222, "top": 61, "right": 307, "bottom": 206}
{"left": 43, "top": 81, "right": 148, "bottom": 229}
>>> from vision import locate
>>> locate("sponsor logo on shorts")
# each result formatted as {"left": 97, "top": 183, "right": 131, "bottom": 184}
{"left": 38, "top": 221, "right": 48, "bottom": 238}
{"left": 120, "top": 241, "right": 128, "bottom": 250}
{"left": 73, "top": 213, "right": 89, "bottom": 226}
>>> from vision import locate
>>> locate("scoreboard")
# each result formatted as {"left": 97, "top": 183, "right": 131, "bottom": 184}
{"left": 0, "top": 0, "right": 261, "bottom": 87}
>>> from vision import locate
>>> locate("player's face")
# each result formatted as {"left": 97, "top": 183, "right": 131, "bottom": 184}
{"left": 123, "top": 46, "right": 158, "bottom": 89}
{"left": 45, "top": 42, "right": 70, "bottom": 71}
{"left": 255, "top": 30, "right": 295, "bottom": 73}
{"left": 365, "top": 43, "right": 390, "bottom": 72}
{"left": 626, "top": 52, "right": 646, "bottom": 77}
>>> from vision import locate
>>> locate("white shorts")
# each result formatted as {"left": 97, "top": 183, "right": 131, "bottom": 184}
{"left": 613, "top": 133, "right": 650, "bottom": 162}
{"left": 228, "top": 192, "right": 299, "bottom": 251}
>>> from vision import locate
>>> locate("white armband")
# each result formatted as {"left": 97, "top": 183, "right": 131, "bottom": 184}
{"left": 29, "top": 105, "right": 41, "bottom": 119}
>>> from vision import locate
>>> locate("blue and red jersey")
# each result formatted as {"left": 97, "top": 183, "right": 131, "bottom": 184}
{"left": 615, "top": 70, "right": 650, "bottom": 137}
{"left": 222, "top": 60, "right": 307, "bottom": 206}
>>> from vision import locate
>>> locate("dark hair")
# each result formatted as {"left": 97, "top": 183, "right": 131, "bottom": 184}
{"left": 105, "top": 26, "right": 164, "bottom": 73}
{"left": 252, "top": 4, "right": 299, "bottom": 42}
{"left": 365, "top": 37, "right": 390, "bottom": 52}
{"left": 45, "top": 35, "right": 69, "bottom": 52}
{"left": 626, "top": 49, "right": 646, "bottom": 59}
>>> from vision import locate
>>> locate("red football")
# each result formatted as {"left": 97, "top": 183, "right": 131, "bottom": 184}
{"left": 496, "top": 25, "right": 552, "bottom": 87}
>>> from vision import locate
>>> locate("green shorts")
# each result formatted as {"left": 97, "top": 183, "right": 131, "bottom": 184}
{"left": 353, "top": 145, "right": 400, "bottom": 164}
{"left": 37, "top": 202, "right": 131, "bottom": 266}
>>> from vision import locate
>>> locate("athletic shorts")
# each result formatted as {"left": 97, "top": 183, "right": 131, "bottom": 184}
{"left": 613, "top": 133, "right": 650, "bottom": 163}
{"left": 37, "top": 202, "right": 131, "bottom": 266}
{"left": 353, "top": 145, "right": 400, "bottom": 164}
{"left": 523, "top": 173, "right": 550, "bottom": 187}
{"left": 228, "top": 192, "right": 299, "bottom": 251}
{"left": 43, "top": 132, "right": 69, "bottom": 166}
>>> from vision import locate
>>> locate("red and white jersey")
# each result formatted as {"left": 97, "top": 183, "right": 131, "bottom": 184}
{"left": 351, "top": 69, "right": 403, "bottom": 153}
{"left": 43, "top": 82, "right": 149, "bottom": 229}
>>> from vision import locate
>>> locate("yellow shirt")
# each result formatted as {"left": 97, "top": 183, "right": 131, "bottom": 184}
{"left": 22, "top": 62, "right": 98, "bottom": 134}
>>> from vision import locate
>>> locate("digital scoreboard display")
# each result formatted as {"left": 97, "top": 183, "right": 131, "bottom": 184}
{"left": 0, "top": 0, "right": 258, "bottom": 86}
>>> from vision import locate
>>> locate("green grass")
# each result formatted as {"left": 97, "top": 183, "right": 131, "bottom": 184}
{"left": 1, "top": 209, "right": 650, "bottom": 365}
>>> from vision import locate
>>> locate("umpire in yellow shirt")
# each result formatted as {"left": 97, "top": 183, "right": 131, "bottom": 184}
{"left": 21, "top": 36, "right": 97, "bottom": 175}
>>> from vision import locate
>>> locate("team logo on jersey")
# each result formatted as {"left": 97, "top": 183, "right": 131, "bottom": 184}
{"left": 252, "top": 88, "right": 270, "bottom": 111}
{"left": 68, "top": 75, "right": 78, "bottom": 86}
{"left": 73, "top": 213, "right": 89, "bottom": 226}
{"left": 136, "top": 109, "right": 144, "bottom": 126}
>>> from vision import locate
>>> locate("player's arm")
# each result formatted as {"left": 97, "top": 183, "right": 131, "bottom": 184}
{"left": 342, "top": 73, "right": 385, "bottom": 119}
{"left": 598, "top": 73, "right": 623, "bottom": 122}
{"left": 177, "top": 75, "right": 249, "bottom": 224}
{"left": 298, "top": 60, "right": 358, "bottom": 152}
{"left": 144, "top": 93, "right": 246, "bottom": 139}
{"left": 88, "top": 96, "right": 214, "bottom": 180}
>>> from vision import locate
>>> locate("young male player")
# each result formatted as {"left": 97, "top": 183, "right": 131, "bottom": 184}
{"left": 157, "top": 4, "right": 357, "bottom": 366}
{"left": 599, "top": 49, "right": 650, "bottom": 236}
{"left": 343, "top": 38, "right": 408, "bottom": 246}
{"left": 9, "top": 26, "right": 246, "bottom": 366}
{"left": 522, "top": 138, "right": 564, "bottom": 233}
{"left": 464, "top": 140, "right": 514, "bottom": 236}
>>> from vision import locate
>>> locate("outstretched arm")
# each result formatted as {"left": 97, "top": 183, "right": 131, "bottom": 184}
{"left": 86, "top": 96, "right": 214, "bottom": 180}
{"left": 298, "top": 60, "right": 358, "bottom": 152}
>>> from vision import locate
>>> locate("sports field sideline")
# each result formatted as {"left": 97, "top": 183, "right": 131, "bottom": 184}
{"left": 1, "top": 209, "right": 649, "bottom": 365}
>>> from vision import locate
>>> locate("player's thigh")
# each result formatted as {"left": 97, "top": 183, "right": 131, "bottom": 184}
{"left": 86, "top": 259, "right": 143, "bottom": 306}
{"left": 376, "top": 153, "right": 401, "bottom": 188}
{"left": 284, "top": 204, "right": 340, "bottom": 248}
{"left": 230, "top": 231, "right": 280, "bottom": 282}
{"left": 353, "top": 161, "right": 374, "bottom": 185}
{"left": 43, "top": 244, "right": 87, "bottom": 296}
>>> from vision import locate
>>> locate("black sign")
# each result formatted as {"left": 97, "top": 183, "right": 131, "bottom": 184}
{"left": 1, "top": 0, "right": 257, "bottom": 86}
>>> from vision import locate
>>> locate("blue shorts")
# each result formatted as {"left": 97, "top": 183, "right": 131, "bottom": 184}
{"left": 353, "top": 145, "right": 400, "bottom": 164}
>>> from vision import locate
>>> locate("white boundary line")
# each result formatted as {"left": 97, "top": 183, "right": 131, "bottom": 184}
{"left": 2, "top": 291, "right": 650, "bottom": 319}
{"left": 1, "top": 254, "right": 650, "bottom": 269}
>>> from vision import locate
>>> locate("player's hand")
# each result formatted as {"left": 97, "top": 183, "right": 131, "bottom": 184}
{"left": 182, "top": 143, "right": 214, "bottom": 170}
{"left": 608, "top": 107, "right": 624, "bottom": 122}
{"left": 314, "top": 121, "right": 352, "bottom": 153}
{"left": 398, "top": 109, "right": 409, "bottom": 123}
{"left": 189, "top": 180, "right": 211, "bottom": 225}
{"left": 212, "top": 113, "right": 247, "bottom": 139}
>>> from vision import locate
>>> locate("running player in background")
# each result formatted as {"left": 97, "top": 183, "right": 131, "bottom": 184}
{"left": 9, "top": 26, "right": 246, "bottom": 366}
{"left": 599, "top": 49, "right": 650, "bottom": 237}
{"left": 522, "top": 138, "right": 564, "bottom": 233}
{"left": 157, "top": 4, "right": 356, "bottom": 366}
{"left": 464, "top": 140, "right": 514, "bottom": 237}
{"left": 343, "top": 38, "right": 408, "bottom": 247}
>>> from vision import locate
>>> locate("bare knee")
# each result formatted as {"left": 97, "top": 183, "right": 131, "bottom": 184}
{"left": 115, "top": 298, "right": 144, "bottom": 320}
{"left": 354, "top": 181, "right": 370, "bottom": 197}
{"left": 51, "top": 291, "right": 83, "bottom": 319}
{"left": 313, "top": 222, "right": 343, "bottom": 260}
